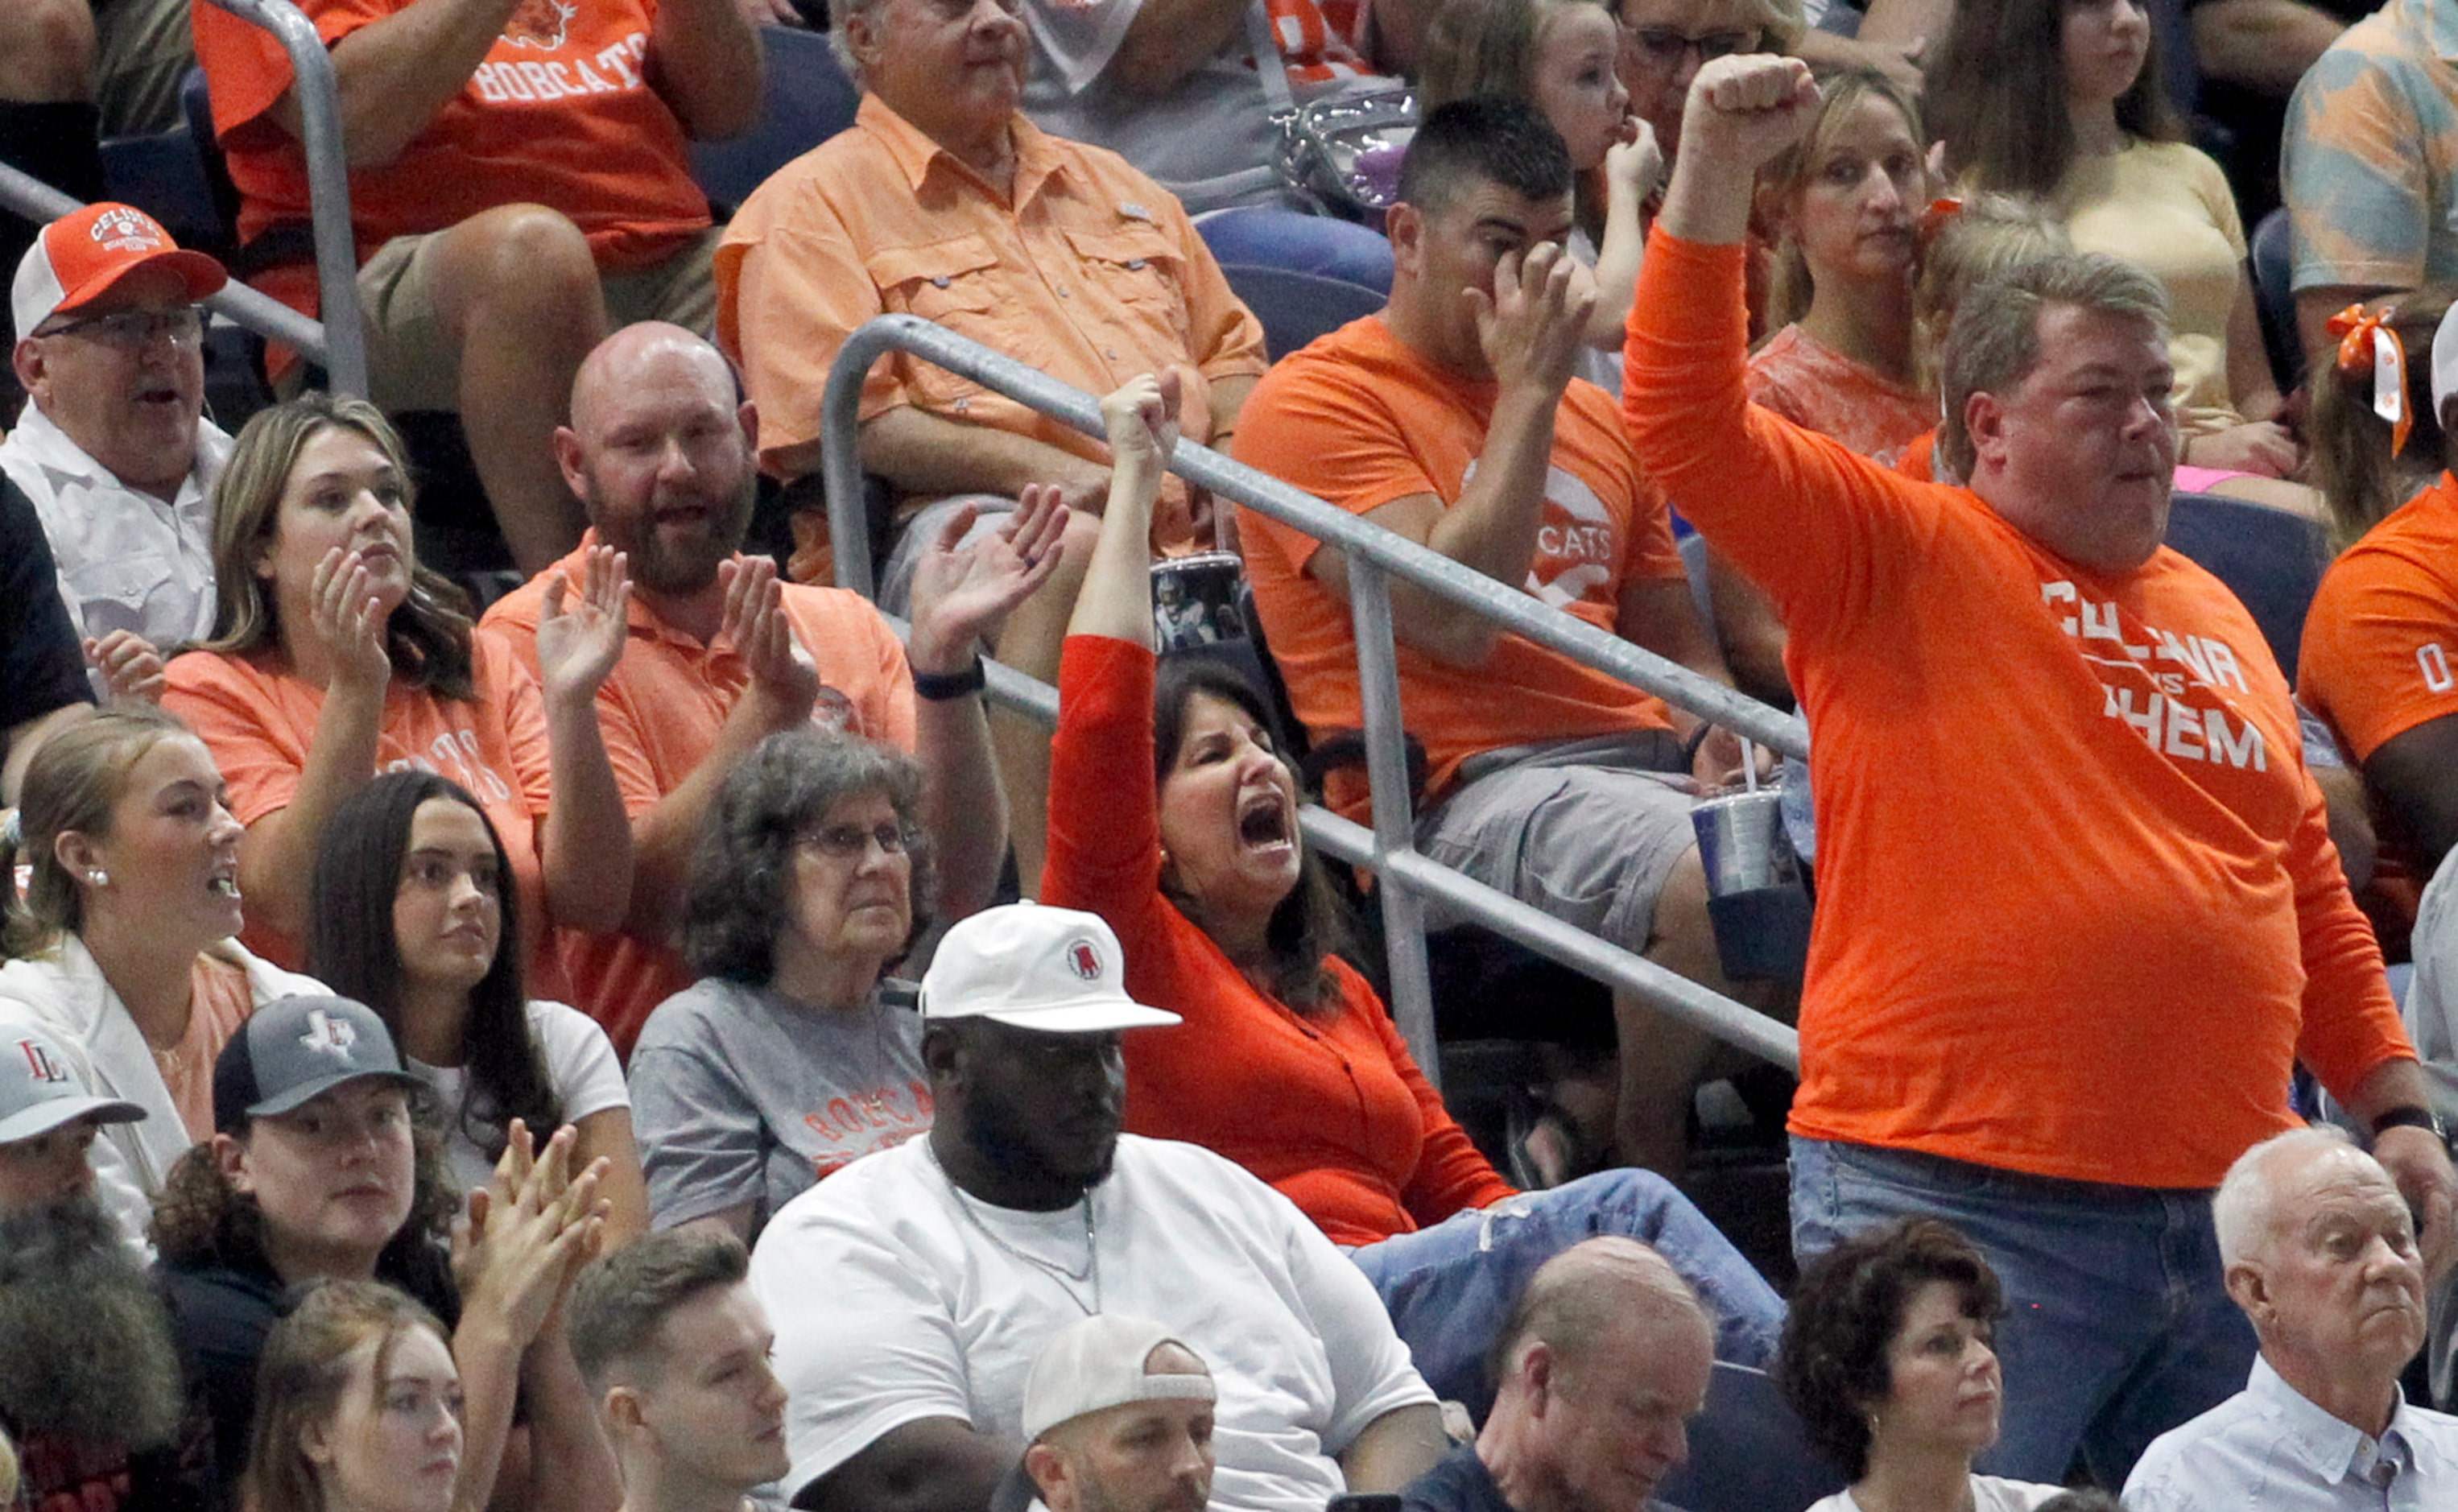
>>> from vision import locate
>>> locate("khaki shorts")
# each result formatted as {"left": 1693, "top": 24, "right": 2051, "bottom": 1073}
{"left": 1415, "top": 732, "right": 1700, "bottom": 950}
{"left": 353, "top": 223, "right": 721, "bottom": 414}
{"left": 92, "top": 0, "right": 192, "bottom": 136}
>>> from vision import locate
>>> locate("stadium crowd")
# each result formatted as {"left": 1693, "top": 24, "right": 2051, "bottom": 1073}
{"left": 7, "top": 0, "right": 2458, "bottom": 1507}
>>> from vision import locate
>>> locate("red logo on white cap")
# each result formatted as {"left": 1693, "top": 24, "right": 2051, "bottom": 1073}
{"left": 15, "top": 1039, "right": 69, "bottom": 1084}
{"left": 1066, "top": 939, "right": 1104, "bottom": 981}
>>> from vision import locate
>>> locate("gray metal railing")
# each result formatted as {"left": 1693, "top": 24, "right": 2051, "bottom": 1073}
{"left": 824, "top": 316, "right": 1806, "bottom": 1080}
{"left": 0, "top": 0, "right": 366, "bottom": 395}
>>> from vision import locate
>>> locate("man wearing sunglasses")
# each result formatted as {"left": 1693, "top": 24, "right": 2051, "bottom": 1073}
{"left": 4, "top": 202, "right": 230, "bottom": 690}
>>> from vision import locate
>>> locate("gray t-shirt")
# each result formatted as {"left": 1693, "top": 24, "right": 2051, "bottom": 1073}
{"left": 630, "top": 977, "right": 931, "bottom": 1237}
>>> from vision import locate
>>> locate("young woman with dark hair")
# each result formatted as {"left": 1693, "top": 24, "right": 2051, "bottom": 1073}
{"left": 308, "top": 770, "right": 645, "bottom": 1237}
{"left": 1041, "top": 374, "right": 1784, "bottom": 1416}
{"left": 159, "top": 392, "right": 636, "bottom": 1000}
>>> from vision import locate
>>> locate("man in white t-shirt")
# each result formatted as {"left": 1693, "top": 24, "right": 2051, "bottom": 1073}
{"left": 748, "top": 903, "right": 1448, "bottom": 1512}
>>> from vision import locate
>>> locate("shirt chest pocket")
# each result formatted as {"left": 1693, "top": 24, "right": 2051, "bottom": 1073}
{"left": 58, "top": 551, "right": 179, "bottom": 639}
{"left": 1062, "top": 226, "right": 1191, "bottom": 345}
{"left": 867, "top": 236, "right": 1006, "bottom": 407}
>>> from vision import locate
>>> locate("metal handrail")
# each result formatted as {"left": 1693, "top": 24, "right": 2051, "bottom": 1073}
{"left": 825, "top": 317, "right": 1803, "bottom": 1079}
{"left": 201, "top": 0, "right": 369, "bottom": 397}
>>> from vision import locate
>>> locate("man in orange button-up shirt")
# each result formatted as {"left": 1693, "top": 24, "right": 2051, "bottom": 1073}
{"left": 713, "top": 0, "right": 1268, "bottom": 891}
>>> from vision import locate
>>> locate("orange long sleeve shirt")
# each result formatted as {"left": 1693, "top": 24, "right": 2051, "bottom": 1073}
{"left": 1622, "top": 231, "right": 2413, "bottom": 1188}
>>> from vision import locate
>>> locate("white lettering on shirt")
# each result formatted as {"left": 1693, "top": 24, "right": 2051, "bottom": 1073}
{"left": 2049, "top": 579, "right": 2269, "bottom": 772}
{"left": 469, "top": 31, "right": 648, "bottom": 103}
{"left": 2423, "top": 642, "right": 2455, "bottom": 693}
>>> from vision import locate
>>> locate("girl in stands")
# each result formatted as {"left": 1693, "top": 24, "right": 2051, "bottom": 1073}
{"left": 242, "top": 1282, "right": 471, "bottom": 1512}
{"left": 162, "top": 393, "right": 634, "bottom": 1000}
{"left": 0, "top": 707, "right": 324, "bottom": 1245}
{"left": 1420, "top": 0, "right": 1659, "bottom": 390}
{"left": 1925, "top": 0, "right": 2310, "bottom": 497}
{"left": 1778, "top": 1217, "right": 2063, "bottom": 1512}
{"left": 1042, "top": 373, "right": 1784, "bottom": 1415}
{"left": 627, "top": 730, "right": 932, "bottom": 1241}
{"left": 308, "top": 770, "right": 645, "bottom": 1237}
{"left": 155, "top": 994, "right": 612, "bottom": 1512}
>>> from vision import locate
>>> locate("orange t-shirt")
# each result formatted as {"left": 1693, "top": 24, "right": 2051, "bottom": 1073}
{"left": 1746, "top": 324, "right": 1936, "bottom": 468}
{"left": 191, "top": 0, "right": 710, "bottom": 314}
{"left": 714, "top": 96, "right": 1267, "bottom": 481}
{"left": 1234, "top": 315, "right": 1688, "bottom": 819}
{"left": 2300, "top": 474, "right": 2458, "bottom": 762}
{"left": 481, "top": 535, "right": 918, "bottom": 1053}
{"left": 163, "top": 954, "right": 258, "bottom": 1140}
{"left": 1043, "top": 634, "right": 1514, "bottom": 1245}
{"left": 162, "top": 630, "right": 568, "bottom": 999}
{"left": 1622, "top": 230, "right": 2412, "bottom": 1189}
{"left": 1896, "top": 428, "right": 1940, "bottom": 481}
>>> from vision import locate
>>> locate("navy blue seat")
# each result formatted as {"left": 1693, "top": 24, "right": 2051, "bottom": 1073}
{"left": 1198, "top": 204, "right": 1395, "bottom": 295}
{"left": 1655, "top": 1362, "right": 1845, "bottom": 1512}
{"left": 690, "top": 26, "right": 860, "bottom": 214}
{"left": 2249, "top": 206, "right": 2302, "bottom": 393}
{"left": 1218, "top": 262, "right": 1386, "bottom": 362}
{"left": 2162, "top": 491, "right": 2332, "bottom": 680}
{"left": 99, "top": 130, "right": 228, "bottom": 259}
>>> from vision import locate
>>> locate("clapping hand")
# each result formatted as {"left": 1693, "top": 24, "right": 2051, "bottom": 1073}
{"left": 452, "top": 1121, "right": 609, "bottom": 1351}
{"left": 311, "top": 547, "right": 393, "bottom": 694}
{"left": 907, "top": 489, "right": 1072, "bottom": 674}
{"left": 534, "top": 545, "right": 631, "bottom": 704}
{"left": 717, "top": 555, "right": 821, "bottom": 722}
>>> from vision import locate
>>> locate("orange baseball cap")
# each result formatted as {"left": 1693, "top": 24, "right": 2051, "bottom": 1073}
{"left": 11, "top": 201, "right": 226, "bottom": 341}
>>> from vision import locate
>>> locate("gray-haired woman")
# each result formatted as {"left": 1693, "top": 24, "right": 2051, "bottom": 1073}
{"left": 628, "top": 729, "right": 936, "bottom": 1240}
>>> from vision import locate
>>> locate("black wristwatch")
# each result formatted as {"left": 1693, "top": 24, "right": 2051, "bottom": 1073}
{"left": 911, "top": 654, "right": 987, "bottom": 702}
{"left": 2371, "top": 1105, "right": 2453, "bottom": 1151}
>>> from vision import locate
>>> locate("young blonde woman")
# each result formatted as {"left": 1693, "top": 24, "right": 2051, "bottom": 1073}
{"left": 0, "top": 707, "right": 324, "bottom": 1244}
{"left": 162, "top": 393, "right": 633, "bottom": 1002}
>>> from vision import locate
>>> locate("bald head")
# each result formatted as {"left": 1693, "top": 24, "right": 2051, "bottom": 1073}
{"left": 1499, "top": 1237, "right": 1711, "bottom": 1374}
{"left": 555, "top": 322, "right": 758, "bottom": 597}
{"left": 2213, "top": 1126, "right": 2376, "bottom": 1269}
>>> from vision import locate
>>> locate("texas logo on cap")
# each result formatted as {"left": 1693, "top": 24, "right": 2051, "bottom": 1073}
{"left": 12, "top": 200, "right": 226, "bottom": 343}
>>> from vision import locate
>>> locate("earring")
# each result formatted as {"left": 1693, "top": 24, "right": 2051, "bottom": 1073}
{"left": 85, "top": 869, "right": 109, "bottom": 887}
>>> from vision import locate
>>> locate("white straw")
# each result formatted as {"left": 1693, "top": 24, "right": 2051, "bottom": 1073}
{"left": 1742, "top": 737, "right": 1761, "bottom": 794}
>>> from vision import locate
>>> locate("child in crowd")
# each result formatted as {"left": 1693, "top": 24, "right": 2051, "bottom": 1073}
{"left": 307, "top": 771, "right": 646, "bottom": 1237}
{"left": 159, "top": 393, "right": 635, "bottom": 1000}
{"left": 2307, "top": 292, "right": 2453, "bottom": 551}
{"left": 1419, "top": 0, "right": 1660, "bottom": 390}
{"left": 1898, "top": 193, "right": 2075, "bottom": 483}
{"left": 1925, "top": 0, "right": 2308, "bottom": 496}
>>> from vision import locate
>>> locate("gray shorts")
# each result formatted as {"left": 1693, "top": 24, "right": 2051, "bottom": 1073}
{"left": 876, "top": 494, "right": 1012, "bottom": 611}
{"left": 1415, "top": 732, "right": 1700, "bottom": 950}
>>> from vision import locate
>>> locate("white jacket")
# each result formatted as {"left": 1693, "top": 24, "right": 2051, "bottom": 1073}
{"left": 0, "top": 934, "right": 324, "bottom": 1248}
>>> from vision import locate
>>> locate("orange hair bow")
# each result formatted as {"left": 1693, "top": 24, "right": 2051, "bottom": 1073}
{"left": 1915, "top": 196, "right": 1964, "bottom": 251}
{"left": 2328, "top": 304, "right": 2413, "bottom": 456}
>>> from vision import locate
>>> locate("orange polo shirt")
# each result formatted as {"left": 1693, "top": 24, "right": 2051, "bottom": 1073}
{"left": 1623, "top": 230, "right": 2412, "bottom": 1189}
{"left": 713, "top": 95, "right": 1267, "bottom": 485}
{"left": 481, "top": 534, "right": 917, "bottom": 1053}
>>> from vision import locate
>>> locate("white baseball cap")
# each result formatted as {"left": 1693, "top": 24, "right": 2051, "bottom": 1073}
{"left": 919, "top": 904, "right": 1180, "bottom": 1033}
{"left": 1020, "top": 1314, "right": 1216, "bottom": 1440}
{"left": 0, "top": 1027, "right": 144, "bottom": 1144}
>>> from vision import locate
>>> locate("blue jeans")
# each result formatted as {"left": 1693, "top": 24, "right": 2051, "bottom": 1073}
{"left": 1190, "top": 206, "right": 1396, "bottom": 294}
{"left": 1349, "top": 1169, "right": 1786, "bottom": 1419}
{"left": 1789, "top": 1137, "right": 2256, "bottom": 1486}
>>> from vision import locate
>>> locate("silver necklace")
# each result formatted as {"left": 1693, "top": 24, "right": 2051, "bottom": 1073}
{"left": 927, "top": 1143, "right": 1102, "bottom": 1316}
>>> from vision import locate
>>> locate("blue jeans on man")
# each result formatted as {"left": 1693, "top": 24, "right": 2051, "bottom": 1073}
{"left": 1349, "top": 1167, "right": 1786, "bottom": 1419}
{"left": 1789, "top": 1136, "right": 2257, "bottom": 1487}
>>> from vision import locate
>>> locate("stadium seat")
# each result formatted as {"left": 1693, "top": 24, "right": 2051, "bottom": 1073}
{"left": 1198, "top": 206, "right": 1395, "bottom": 295}
{"left": 689, "top": 25, "right": 861, "bottom": 215}
{"left": 98, "top": 130, "right": 229, "bottom": 260}
{"left": 1218, "top": 263, "right": 1386, "bottom": 362}
{"left": 180, "top": 68, "right": 243, "bottom": 259}
{"left": 2249, "top": 207, "right": 2303, "bottom": 394}
{"left": 2163, "top": 490, "right": 2331, "bottom": 679}
{"left": 1655, "top": 1363, "right": 1845, "bottom": 1512}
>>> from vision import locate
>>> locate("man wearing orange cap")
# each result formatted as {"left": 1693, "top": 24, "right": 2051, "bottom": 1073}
{"left": 4, "top": 202, "right": 230, "bottom": 693}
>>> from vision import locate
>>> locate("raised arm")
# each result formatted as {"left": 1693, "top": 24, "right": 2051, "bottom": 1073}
{"left": 1585, "top": 121, "right": 1660, "bottom": 351}
{"left": 903, "top": 491, "right": 1072, "bottom": 919}
{"left": 234, "top": 548, "right": 391, "bottom": 940}
{"left": 264, "top": 0, "right": 527, "bottom": 168}
{"left": 531, "top": 547, "right": 636, "bottom": 934}
{"left": 1067, "top": 374, "right": 1179, "bottom": 645}
{"left": 1304, "top": 243, "right": 1596, "bottom": 667}
{"left": 647, "top": 0, "right": 764, "bottom": 140}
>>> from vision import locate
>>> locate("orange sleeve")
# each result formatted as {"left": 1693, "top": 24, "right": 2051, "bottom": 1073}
{"left": 162, "top": 651, "right": 312, "bottom": 827}
{"left": 475, "top": 630, "right": 556, "bottom": 820}
{"left": 1043, "top": 635, "right": 1175, "bottom": 945}
{"left": 2299, "top": 537, "right": 2458, "bottom": 762}
{"left": 717, "top": 209, "right": 894, "bottom": 462}
{"left": 1621, "top": 230, "right": 1940, "bottom": 646}
{"left": 192, "top": 0, "right": 389, "bottom": 143}
{"left": 1230, "top": 353, "right": 1444, "bottom": 572}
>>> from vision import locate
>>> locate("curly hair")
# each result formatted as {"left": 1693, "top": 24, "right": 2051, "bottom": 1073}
{"left": 148, "top": 1121, "right": 460, "bottom": 1272}
{"left": 1152, "top": 657, "right": 1349, "bottom": 1011}
{"left": 681, "top": 729, "right": 933, "bottom": 986}
{"left": 1775, "top": 1217, "right": 2004, "bottom": 1481}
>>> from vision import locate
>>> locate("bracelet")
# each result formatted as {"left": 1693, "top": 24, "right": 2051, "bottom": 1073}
{"left": 911, "top": 655, "right": 986, "bottom": 702}
{"left": 1680, "top": 722, "right": 1716, "bottom": 769}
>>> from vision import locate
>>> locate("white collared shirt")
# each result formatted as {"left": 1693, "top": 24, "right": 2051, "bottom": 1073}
{"left": 2124, "top": 1353, "right": 2458, "bottom": 1510}
{"left": 0, "top": 403, "right": 231, "bottom": 683}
